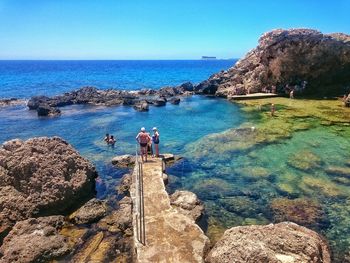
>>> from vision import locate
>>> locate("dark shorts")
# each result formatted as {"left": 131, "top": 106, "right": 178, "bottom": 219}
{"left": 140, "top": 143, "right": 148, "bottom": 147}
{"left": 153, "top": 141, "right": 159, "bottom": 145}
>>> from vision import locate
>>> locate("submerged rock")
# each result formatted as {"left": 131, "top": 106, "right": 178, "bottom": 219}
{"left": 269, "top": 197, "right": 325, "bottom": 227}
{"left": 0, "top": 216, "right": 69, "bottom": 263}
{"left": 170, "top": 190, "right": 204, "bottom": 222}
{"left": 197, "top": 29, "right": 350, "bottom": 97}
{"left": 287, "top": 150, "right": 322, "bottom": 171}
{"left": 0, "top": 137, "right": 97, "bottom": 230}
{"left": 206, "top": 222, "right": 331, "bottom": 263}
{"left": 69, "top": 198, "right": 107, "bottom": 224}
{"left": 111, "top": 154, "right": 136, "bottom": 167}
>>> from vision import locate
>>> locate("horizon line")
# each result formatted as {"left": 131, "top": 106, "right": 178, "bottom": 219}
{"left": 0, "top": 58, "right": 239, "bottom": 61}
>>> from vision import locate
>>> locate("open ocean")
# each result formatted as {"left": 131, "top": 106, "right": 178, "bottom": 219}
{"left": 0, "top": 60, "right": 236, "bottom": 98}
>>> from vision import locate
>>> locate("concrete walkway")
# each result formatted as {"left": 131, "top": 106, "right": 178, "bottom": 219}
{"left": 131, "top": 157, "right": 208, "bottom": 263}
{"left": 229, "top": 92, "right": 278, "bottom": 100}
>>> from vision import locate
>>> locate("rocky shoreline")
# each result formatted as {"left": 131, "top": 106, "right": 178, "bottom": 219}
{"left": 26, "top": 82, "right": 195, "bottom": 116}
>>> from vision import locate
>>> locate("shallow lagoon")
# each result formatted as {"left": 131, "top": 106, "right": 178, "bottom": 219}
{"left": 167, "top": 97, "right": 350, "bottom": 262}
{"left": 1, "top": 96, "right": 349, "bottom": 261}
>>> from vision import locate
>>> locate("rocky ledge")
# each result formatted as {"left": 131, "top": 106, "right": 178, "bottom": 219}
{"left": 0, "top": 98, "right": 26, "bottom": 107}
{"left": 0, "top": 137, "right": 97, "bottom": 242}
{"left": 206, "top": 222, "right": 331, "bottom": 263}
{"left": 27, "top": 82, "right": 193, "bottom": 116}
{"left": 196, "top": 28, "right": 350, "bottom": 97}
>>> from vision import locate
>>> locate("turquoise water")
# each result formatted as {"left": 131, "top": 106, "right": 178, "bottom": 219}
{"left": 0, "top": 96, "right": 243, "bottom": 199}
{"left": 167, "top": 121, "right": 350, "bottom": 262}
{"left": 1, "top": 60, "right": 349, "bottom": 261}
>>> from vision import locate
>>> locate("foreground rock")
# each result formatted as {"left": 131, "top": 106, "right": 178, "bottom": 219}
{"left": 196, "top": 29, "right": 350, "bottom": 97}
{"left": 170, "top": 190, "right": 204, "bottom": 222}
{"left": 0, "top": 216, "right": 69, "bottom": 263}
{"left": 0, "top": 137, "right": 97, "bottom": 233}
{"left": 206, "top": 222, "right": 331, "bottom": 263}
{"left": 111, "top": 154, "right": 136, "bottom": 167}
{"left": 69, "top": 198, "right": 107, "bottom": 224}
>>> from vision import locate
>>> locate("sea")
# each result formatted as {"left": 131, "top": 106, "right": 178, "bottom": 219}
{"left": 0, "top": 60, "right": 349, "bottom": 262}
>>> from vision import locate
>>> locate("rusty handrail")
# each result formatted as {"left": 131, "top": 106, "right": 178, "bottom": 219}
{"left": 135, "top": 146, "right": 146, "bottom": 245}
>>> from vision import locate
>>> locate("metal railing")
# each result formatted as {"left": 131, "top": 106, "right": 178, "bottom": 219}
{"left": 135, "top": 147, "right": 146, "bottom": 245}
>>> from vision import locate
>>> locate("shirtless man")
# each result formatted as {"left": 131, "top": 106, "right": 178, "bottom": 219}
{"left": 136, "top": 127, "right": 151, "bottom": 162}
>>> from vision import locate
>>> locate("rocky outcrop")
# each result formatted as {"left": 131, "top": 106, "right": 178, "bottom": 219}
{"left": 0, "top": 216, "right": 69, "bottom": 263}
{"left": 205, "top": 222, "right": 331, "bottom": 263}
{"left": 27, "top": 83, "right": 194, "bottom": 116}
{"left": 116, "top": 173, "right": 132, "bottom": 196}
{"left": 170, "top": 190, "right": 204, "bottom": 222}
{"left": 169, "top": 97, "right": 181, "bottom": 105}
{"left": 36, "top": 103, "right": 61, "bottom": 117}
{"left": 69, "top": 198, "right": 107, "bottom": 224}
{"left": 111, "top": 154, "right": 136, "bottom": 167}
{"left": 133, "top": 101, "right": 149, "bottom": 111}
{"left": 0, "top": 137, "right": 97, "bottom": 233}
{"left": 196, "top": 29, "right": 350, "bottom": 97}
{"left": 0, "top": 98, "right": 26, "bottom": 107}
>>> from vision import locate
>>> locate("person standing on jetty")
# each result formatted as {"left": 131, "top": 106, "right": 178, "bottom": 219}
{"left": 136, "top": 127, "right": 151, "bottom": 162}
{"left": 152, "top": 127, "right": 160, "bottom": 157}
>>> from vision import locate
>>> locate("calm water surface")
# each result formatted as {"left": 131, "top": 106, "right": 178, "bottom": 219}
{"left": 0, "top": 60, "right": 349, "bottom": 261}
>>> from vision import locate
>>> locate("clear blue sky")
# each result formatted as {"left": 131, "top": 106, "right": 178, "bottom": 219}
{"left": 0, "top": 0, "right": 349, "bottom": 59}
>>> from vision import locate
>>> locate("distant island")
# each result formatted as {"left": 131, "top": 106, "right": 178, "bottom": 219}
{"left": 201, "top": 56, "right": 217, "bottom": 60}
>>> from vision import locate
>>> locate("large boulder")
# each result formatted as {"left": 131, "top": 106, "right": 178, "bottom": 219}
{"left": 0, "top": 216, "right": 69, "bottom": 263}
{"left": 0, "top": 137, "right": 97, "bottom": 233}
{"left": 197, "top": 29, "right": 350, "bottom": 97}
{"left": 170, "top": 190, "right": 204, "bottom": 222}
{"left": 206, "top": 222, "right": 331, "bottom": 263}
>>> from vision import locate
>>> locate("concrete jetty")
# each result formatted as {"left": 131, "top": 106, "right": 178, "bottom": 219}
{"left": 130, "top": 157, "right": 209, "bottom": 263}
{"left": 228, "top": 92, "right": 278, "bottom": 100}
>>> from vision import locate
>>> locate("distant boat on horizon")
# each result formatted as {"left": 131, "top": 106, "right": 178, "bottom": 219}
{"left": 201, "top": 56, "right": 217, "bottom": 60}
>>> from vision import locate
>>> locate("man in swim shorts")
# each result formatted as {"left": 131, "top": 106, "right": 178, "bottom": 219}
{"left": 136, "top": 127, "right": 151, "bottom": 162}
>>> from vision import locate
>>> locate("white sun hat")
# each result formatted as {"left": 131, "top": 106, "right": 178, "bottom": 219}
{"left": 141, "top": 127, "right": 146, "bottom": 132}
{"left": 152, "top": 127, "right": 157, "bottom": 131}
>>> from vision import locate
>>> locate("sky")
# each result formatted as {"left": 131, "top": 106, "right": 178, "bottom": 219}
{"left": 0, "top": 0, "right": 349, "bottom": 60}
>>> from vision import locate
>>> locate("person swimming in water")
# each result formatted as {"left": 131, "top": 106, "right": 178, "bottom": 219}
{"left": 152, "top": 127, "right": 160, "bottom": 157}
{"left": 108, "top": 135, "right": 116, "bottom": 146}
{"left": 136, "top": 127, "right": 151, "bottom": 162}
{"left": 104, "top": 133, "right": 110, "bottom": 143}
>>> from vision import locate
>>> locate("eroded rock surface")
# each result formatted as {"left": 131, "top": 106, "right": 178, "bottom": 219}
{"left": 196, "top": 29, "right": 350, "bottom": 97}
{"left": 206, "top": 222, "right": 331, "bottom": 263}
{"left": 0, "top": 216, "right": 69, "bottom": 263}
{"left": 0, "top": 137, "right": 97, "bottom": 231}
{"left": 170, "top": 190, "right": 204, "bottom": 222}
{"left": 111, "top": 154, "right": 136, "bottom": 167}
{"left": 69, "top": 198, "right": 107, "bottom": 224}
